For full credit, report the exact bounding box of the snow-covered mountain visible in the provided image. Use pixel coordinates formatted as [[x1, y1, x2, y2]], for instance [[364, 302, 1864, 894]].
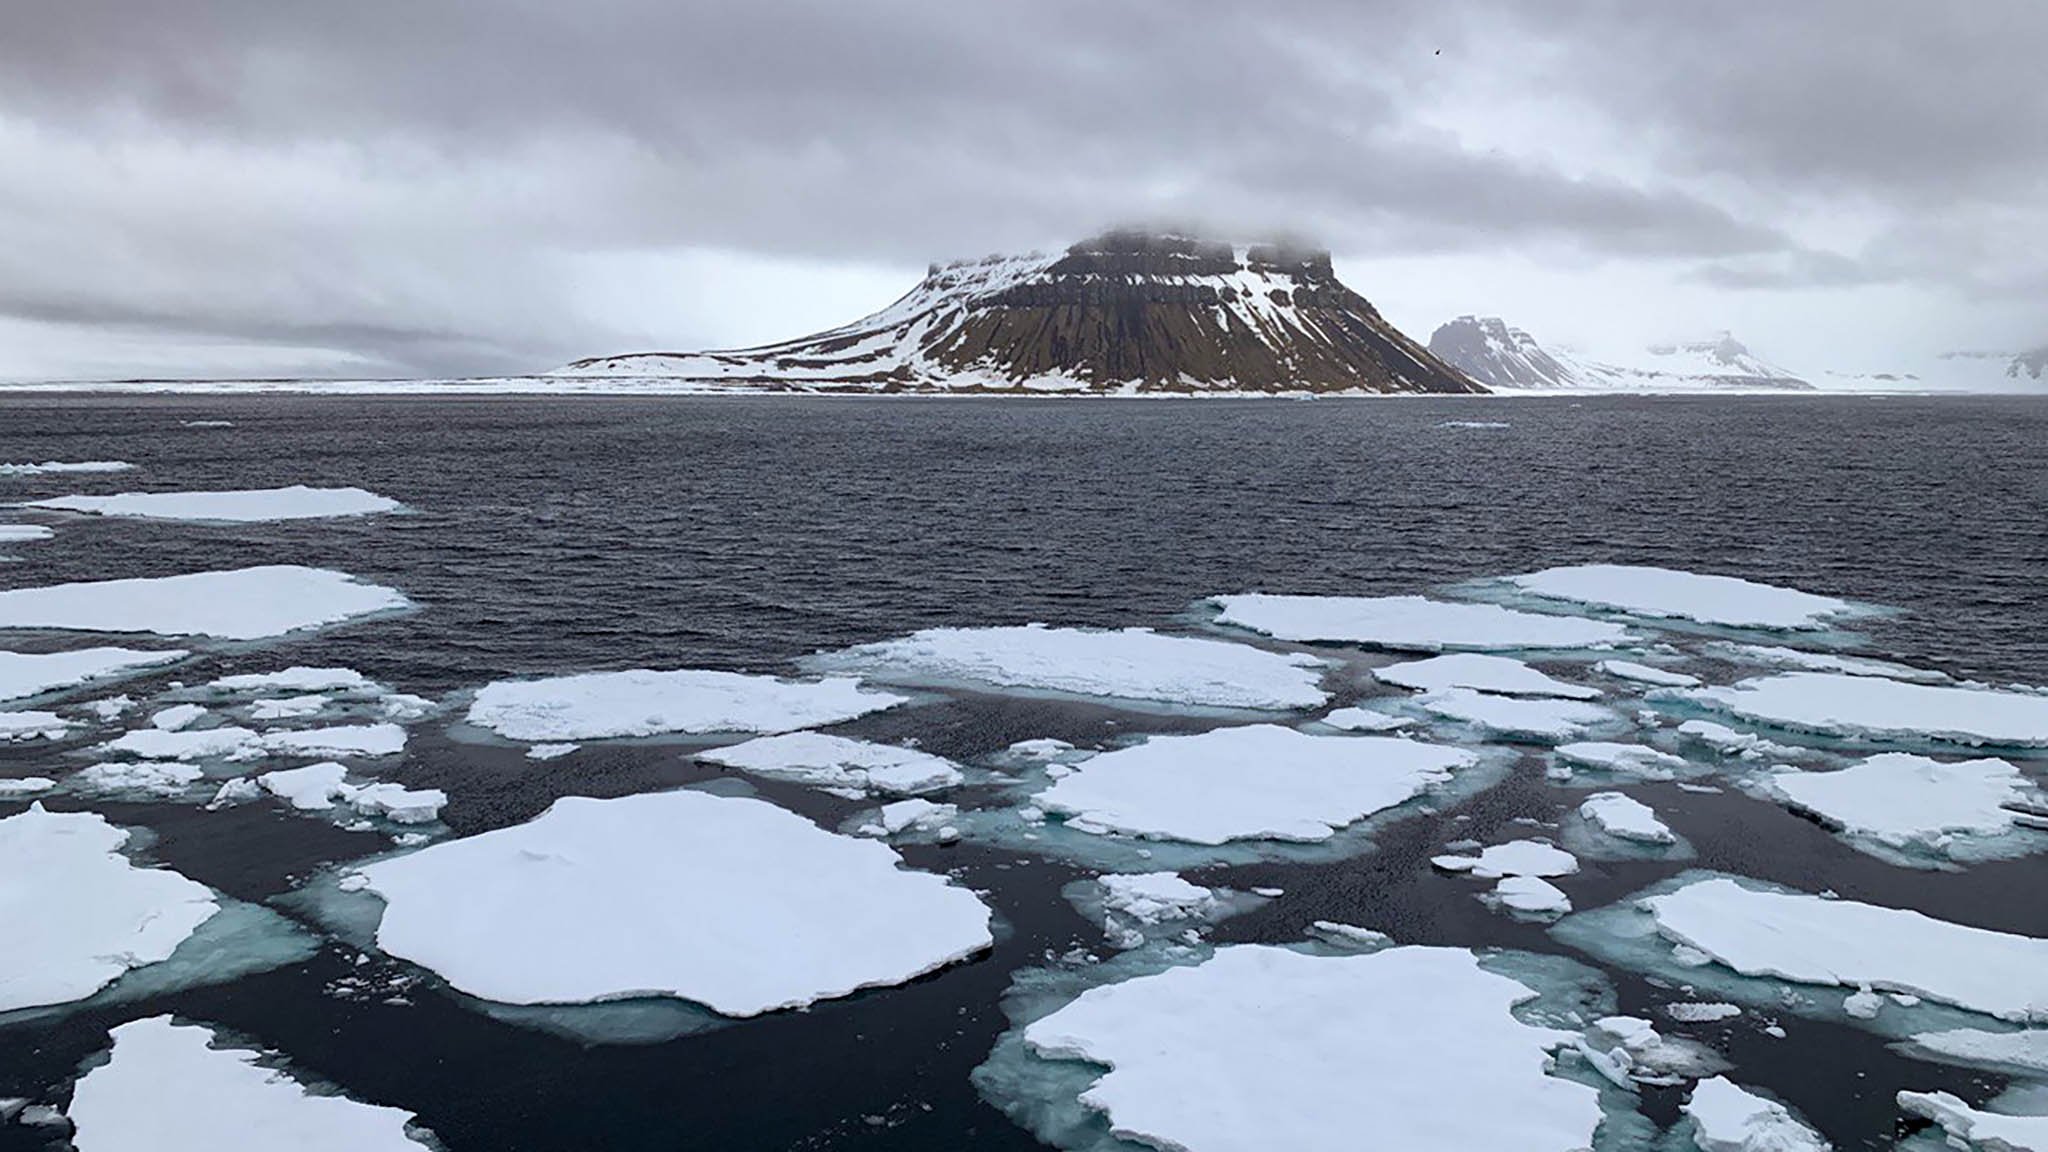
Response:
[[1427, 316, 1811, 392], [1814, 348, 2048, 392], [561, 231, 1482, 394]]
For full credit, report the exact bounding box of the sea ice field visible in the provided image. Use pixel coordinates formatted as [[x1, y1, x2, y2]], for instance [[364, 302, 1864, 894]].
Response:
[[1, 394, 2045, 1151]]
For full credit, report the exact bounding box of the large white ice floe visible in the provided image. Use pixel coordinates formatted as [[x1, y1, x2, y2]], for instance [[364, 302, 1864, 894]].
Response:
[[1897, 1090, 2048, 1152], [0, 461, 134, 476], [1899, 1028, 2048, 1078], [1208, 592, 1630, 651], [1508, 564, 1854, 631], [1620, 874, 2048, 1022], [1757, 754, 2041, 863], [1033, 724, 1473, 845], [697, 731, 963, 795], [0, 710, 71, 741], [0, 566, 411, 641], [352, 790, 993, 1016], [0, 647, 187, 703], [1682, 1075, 1829, 1152], [67, 1015, 435, 1151], [1579, 792, 1676, 844], [24, 485, 403, 523], [1417, 689, 1613, 741], [1683, 672, 2048, 747], [0, 805, 217, 1013], [1713, 642, 1948, 684], [1010, 944, 1609, 1152], [815, 624, 1329, 710], [1374, 653, 1601, 699], [466, 668, 907, 741]]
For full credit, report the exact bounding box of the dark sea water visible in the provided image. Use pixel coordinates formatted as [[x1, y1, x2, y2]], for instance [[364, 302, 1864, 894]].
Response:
[[1, 393, 2045, 1151]]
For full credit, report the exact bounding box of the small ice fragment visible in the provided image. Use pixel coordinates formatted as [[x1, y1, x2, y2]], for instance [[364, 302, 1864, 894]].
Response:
[[1417, 690, 1612, 741], [0, 776, 57, 797], [1096, 872, 1218, 924], [210, 667, 376, 694], [0, 710, 73, 741], [149, 703, 208, 732], [1510, 565, 1852, 631], [526, 742, 580, 761], [1492, 875, 1572, 916], [1666, 1002, 1743, 1022], [248, 694, 330, 721], [75, 761, 205, 796], [260, 723, 406, 758], [1006, 738, 1074, 758], [1376, 653, 1601, 700], [1433, 839, 1579, 879], [1896, 1090, 2048, 1152], [1843, 988, 1884, 1019], [205, 778, 261, 809], [1596, 659, 1701, 688], [1579, 792, 1676, 844], [878, 799, 957, 835], [1682, 1076, 1828, 1152], [1209, 593, 1630, 651], [1320, 705, 1413, 732], [1252, 887, 1285, 898], [700, 731, 963, 795], [258, 763, 351, 810], [1554, 742, 1691, 779]]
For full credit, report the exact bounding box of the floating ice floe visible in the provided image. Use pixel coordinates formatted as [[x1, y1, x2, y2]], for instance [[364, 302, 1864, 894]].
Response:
[[1682, 1076, 1828, 1152], [997, 944, 1612, 1152], [1574, 1015, 1724, 1089], [75, 761, 205, 796], [1756, 753, 2042, 864], [698, 731, 963, 796], [866, 798, 957, 836], [1096, 872, 1218, 924], [261, 723, 407, 758], [1208, 593, 1630, 651], [1563, 873, 2048, 1024], [1713, 642, 1948, 684], [81, 696, 132, 721], [1433, 839, 1580, 879], [1666, 1003, 1743, 1023], [1578, 792, 1676, 845], [1553, 741, 1695, 780], [0, 710, 71, 741], [1899, 1029, 2048, 1079], [97, 725, 262, 761], [1068, 872, 1261, 951], [1508, 564, 1854, 631], [149, 703, 207, 731], [209, 667, 377, 693], [0, 776, 55, 798], [248, 694, 329, 720], [525, 741, 578, 760], [349, 790, 993, 1016], [257, 763, 444, 824], [1374, 653, 1601, 700], [0, 647, 187, 703], [67, 1015, 435, 1151], [0, 524, 52, 543], [1317, 705, 1413, 731], [0, 566, 411, 641], [1897, 1090, 2048, 1152], [1492, 876, 1573, 917], [1684, 672, 2048, 748], [466, 668, 907, 741], [1595, 659, 1701, 688], [1674, 719, 1803, 761], [1417, 689, 1613, 741], [816, 623, 1329, 710], [0, 805, 216, 1012], [1034, 724, 1473, 845], [1006, 738, 1074, 759], [23, 485, 404, 522], [0, 461, 134, 476]]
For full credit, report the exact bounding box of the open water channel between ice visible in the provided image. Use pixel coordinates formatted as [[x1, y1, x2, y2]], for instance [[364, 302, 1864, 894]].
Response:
[[1, 393, 2046, 1150]]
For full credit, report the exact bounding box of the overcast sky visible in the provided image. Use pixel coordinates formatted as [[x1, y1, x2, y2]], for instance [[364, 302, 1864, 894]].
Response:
[[2, 1, 2043, 381]]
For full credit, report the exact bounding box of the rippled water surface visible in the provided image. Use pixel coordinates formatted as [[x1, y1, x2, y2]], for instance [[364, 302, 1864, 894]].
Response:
[[2, 394, 2045, 1151]]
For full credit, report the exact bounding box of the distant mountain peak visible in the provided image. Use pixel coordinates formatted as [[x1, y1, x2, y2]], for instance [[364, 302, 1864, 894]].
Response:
[[561, 230, 1482, 395], [1429, 317, 1809, 392]]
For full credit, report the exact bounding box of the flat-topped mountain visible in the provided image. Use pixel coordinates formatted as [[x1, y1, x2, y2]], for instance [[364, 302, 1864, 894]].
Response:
[[1428, 316, 1811, 392], [562, 231, 1482, 394]]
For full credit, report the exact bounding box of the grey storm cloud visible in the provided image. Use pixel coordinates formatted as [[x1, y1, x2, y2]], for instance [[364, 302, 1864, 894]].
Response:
[[0, 0, 2042, 377]]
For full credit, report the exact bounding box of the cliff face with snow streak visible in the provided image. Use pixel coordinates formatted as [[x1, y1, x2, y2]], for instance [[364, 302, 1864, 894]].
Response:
[[1428, 316, 1812, 392], [562, 231, 1482, 395]]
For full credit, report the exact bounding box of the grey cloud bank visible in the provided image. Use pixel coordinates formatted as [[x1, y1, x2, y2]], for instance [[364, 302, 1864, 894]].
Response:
[[0, 1, 2041, 382]]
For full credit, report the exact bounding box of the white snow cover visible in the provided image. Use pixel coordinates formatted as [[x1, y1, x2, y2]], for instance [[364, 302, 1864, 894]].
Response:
[[1376, 653, 1601, 699], [1033, 724, 1472, 845], [261, 723, 406, 758], [1898, 1091, 2048, 1152], [1555, 742, 1694, 778], [1762, 754, 2036, 851], [1097, 873, 1219, 924], [1644, 876, 2048, 1022], [1905, 1029, 2048, 1077], [356, 790, 993, 1015], [1494, 876, 1573, 916], [74, 761, 205, 795], [208, 667, 375, 693], [25, 486, 403, 523], [1209, 593, 1629, 651], [0, 524, 52, 543], [0, 805, 218, 1012], [1319, 705, 1413, 731], [1684, 1076, 1828, 1152], [0, 776, 55, 797], [149, 703, 207, 731], [1717, 643, 1947, 684], [0, 461, 134, 476], [1580, 793, 1676, 844], [1597, 659, 1702, 688], [1418, 690, 1613, 740], [67, 1016, 433, 1152], [0, 567, 410, 640], [821, 624, 1329, 710], [1510, 565, 1852, 630], [0, 647, 187, 703], [1687, 672, 2048, 747], [0, 710, 71, 741], [466, 668, 906, 741], [697, 731, 963, 795], [1433, 840, 1580, 879], [1019, 944, 1605, 1151]]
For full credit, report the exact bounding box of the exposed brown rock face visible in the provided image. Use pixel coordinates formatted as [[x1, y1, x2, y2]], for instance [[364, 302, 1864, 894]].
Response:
[[563, 230, 1484, 395]]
